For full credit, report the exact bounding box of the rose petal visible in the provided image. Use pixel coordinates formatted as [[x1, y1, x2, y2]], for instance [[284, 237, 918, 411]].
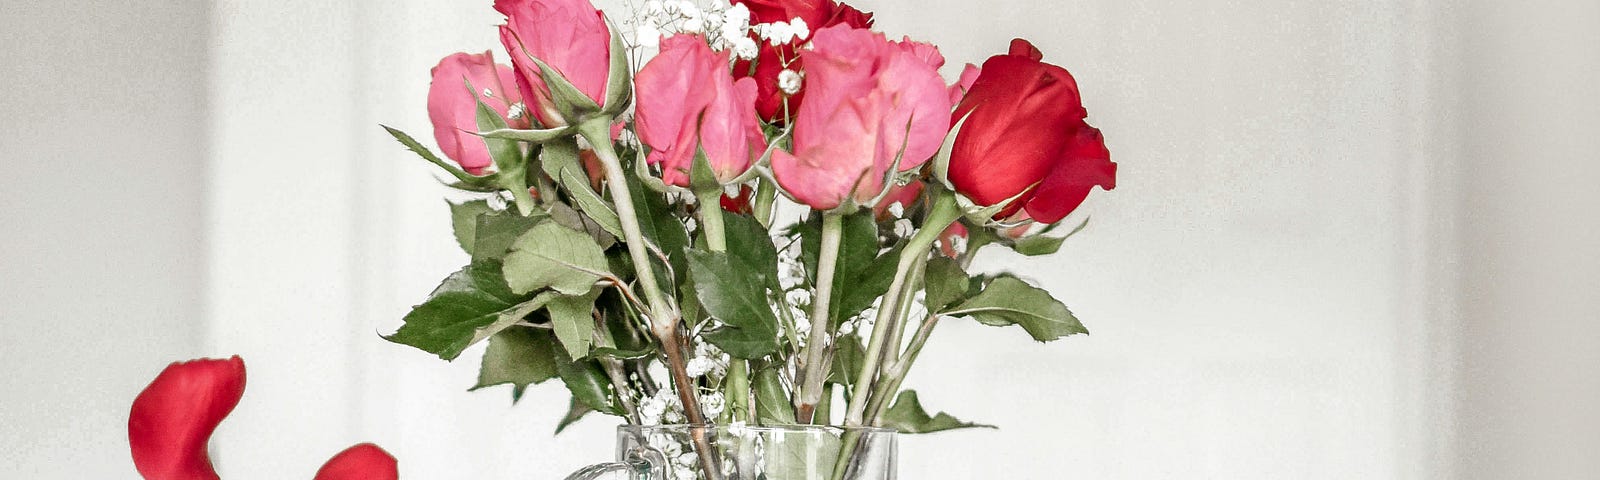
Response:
[[128, 356, 246, 480], [313, 443, 399, 480]]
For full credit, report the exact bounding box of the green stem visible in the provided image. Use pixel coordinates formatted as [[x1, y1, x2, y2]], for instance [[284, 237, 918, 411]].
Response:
[[876, 255, 926, 372], [866, 314, 941, 424], [843, 191, 961, 426], [795, 211, 844, 423], [695, 188, 728, 252], [497, 163, 538, 217], [579, 120, 723, 480], [754, 178, 777, 228]]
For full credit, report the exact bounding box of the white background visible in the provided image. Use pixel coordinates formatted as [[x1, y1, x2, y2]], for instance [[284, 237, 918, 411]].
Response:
[[3, 0, 1598, 478]]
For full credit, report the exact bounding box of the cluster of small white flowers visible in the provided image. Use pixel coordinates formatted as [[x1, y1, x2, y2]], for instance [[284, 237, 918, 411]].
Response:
[[639, 388, 685, 425], [630, 0, 759, 60], [752, 18, 810, 46], [505, 102, 527, 121], [685, 341, 730, 379], [838, 306, 876, 337]]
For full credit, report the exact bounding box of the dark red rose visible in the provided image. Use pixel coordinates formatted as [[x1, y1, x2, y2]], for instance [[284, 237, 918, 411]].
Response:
[[947, 39, 1116, 224], [730, 0, 874, 122]]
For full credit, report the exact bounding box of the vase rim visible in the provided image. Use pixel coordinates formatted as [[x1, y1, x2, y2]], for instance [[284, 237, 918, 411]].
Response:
[[618, 424, 897, 435]]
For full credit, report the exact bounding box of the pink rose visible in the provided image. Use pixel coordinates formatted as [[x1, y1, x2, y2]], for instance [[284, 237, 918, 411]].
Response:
[[496, 0, 612, 127], [947, 63, 981, 105], [771, 25, 952, 210], [634, 35, 764, 187], [427, 51, 524, 176]]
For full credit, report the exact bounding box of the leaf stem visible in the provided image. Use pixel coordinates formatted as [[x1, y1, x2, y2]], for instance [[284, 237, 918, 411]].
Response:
[[865, 314, 940, 424], [795, 211, 844, 423]]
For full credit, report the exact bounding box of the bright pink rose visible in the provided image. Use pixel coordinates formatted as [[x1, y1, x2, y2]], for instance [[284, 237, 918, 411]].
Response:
[[634, 35, 764, 187], [947, 39, 1116, 224], [772, 26, 952, 210], [128, 356, 398, 480], [730, 0, 874, 122], [947, 63, 981, 105], [128, 357, 245, 480], [496, 0, 612, 127], [427, 51, 524, 176], [314, 443, 399, 480]]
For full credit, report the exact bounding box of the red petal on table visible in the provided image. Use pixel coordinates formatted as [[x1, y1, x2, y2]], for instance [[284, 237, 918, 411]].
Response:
[[314, 443, 399, 480], [128, 356, 247, 480]]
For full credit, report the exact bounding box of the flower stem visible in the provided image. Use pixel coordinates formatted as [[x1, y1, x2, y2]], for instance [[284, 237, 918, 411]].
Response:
[[579, 119, 723, 480], [843, 191, 961, 426], [754, 178, 777, 228], [695, 188, 728, 252], [795, 211, 844, 423]]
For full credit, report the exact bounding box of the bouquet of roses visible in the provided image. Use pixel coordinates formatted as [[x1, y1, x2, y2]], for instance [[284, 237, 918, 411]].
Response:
[[382, 0, 1116, 477]]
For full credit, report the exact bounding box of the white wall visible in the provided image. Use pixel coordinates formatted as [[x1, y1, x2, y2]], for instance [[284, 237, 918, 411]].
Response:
[[0, 0, 210, 477]]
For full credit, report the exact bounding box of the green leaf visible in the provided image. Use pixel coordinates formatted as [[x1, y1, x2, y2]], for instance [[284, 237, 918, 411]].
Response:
[[753, 366, 796, 425], [449, 200, 493, 255], [833, 244, 903, 325], [503, 221, 612, 295], [947, 275, 1087, 341], [686, 250, 781, 358], [827, 334, 867, 387], [555, 396, 595, 434], [550, 290, 599, 360], [879, 390, 994, 434], [554, 348, 620, 415], [472, 327, 559, 394], [385, 262, 558, 360], [625, 168, 691, 285], [471, 209, 546, 263], [722, 213, 780, 289], [922, 256, 970, 313]]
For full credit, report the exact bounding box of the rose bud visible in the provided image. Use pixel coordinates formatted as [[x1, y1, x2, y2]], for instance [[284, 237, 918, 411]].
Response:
[[128, 356, 246, 480], [427, 51, 525, 176], [730, 0, 874, 122], [771, 26, 952, 211], [947, 39, 1116, 224], [314, 443, 399, 480], [634, 34, 765, 187], [496, 0, 612, 127]]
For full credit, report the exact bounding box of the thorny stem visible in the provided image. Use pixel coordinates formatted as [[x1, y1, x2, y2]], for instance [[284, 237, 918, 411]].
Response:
[[795, 212, 844, 423], [867, 314, 941, 424], [579, 119, 723, 480]]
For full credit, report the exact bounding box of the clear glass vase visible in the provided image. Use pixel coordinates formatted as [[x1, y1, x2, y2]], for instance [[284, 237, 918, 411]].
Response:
[[564, 425, 897, 480]]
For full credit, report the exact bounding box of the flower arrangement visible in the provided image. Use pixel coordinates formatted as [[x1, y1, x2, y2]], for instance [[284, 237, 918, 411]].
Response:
[[382, 0, 1117, 477]]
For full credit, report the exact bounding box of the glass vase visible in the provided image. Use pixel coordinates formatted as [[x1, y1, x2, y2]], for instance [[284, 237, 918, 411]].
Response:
[[564, 425, 896, 480]]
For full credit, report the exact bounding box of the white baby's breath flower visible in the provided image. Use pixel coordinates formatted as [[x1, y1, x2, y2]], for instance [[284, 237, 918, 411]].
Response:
[[732, 36, 759, 60], [661, 0, 681, 15], [686, 357, 716, 377], [637, 23, 663, 48], [887, 202, 905, 218], [724, 3, 751, 30], [681, 16, 705, 33], [676, 0, 700, 18], [894, 218, 914, 238], [506, 102, 526, 120], [778, 69, 803, 95], [789, 17, 809, 41], [700, 392, 726, 419]]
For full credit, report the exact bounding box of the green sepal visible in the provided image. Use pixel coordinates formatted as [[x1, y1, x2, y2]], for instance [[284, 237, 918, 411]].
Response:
[[381, 124, 490, 187], [879, 390, 994, 434], [1008, 217, 1089, 256], [476, 126, 574, 144], [600, 22, 633, 116], [529, 56, 601, 121], [930, 112, 973, 189]]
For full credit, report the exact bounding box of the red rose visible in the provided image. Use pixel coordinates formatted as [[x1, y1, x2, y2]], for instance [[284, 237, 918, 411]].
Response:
[[730, 0, 874, 122], [947, 39, 1116, 224]]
